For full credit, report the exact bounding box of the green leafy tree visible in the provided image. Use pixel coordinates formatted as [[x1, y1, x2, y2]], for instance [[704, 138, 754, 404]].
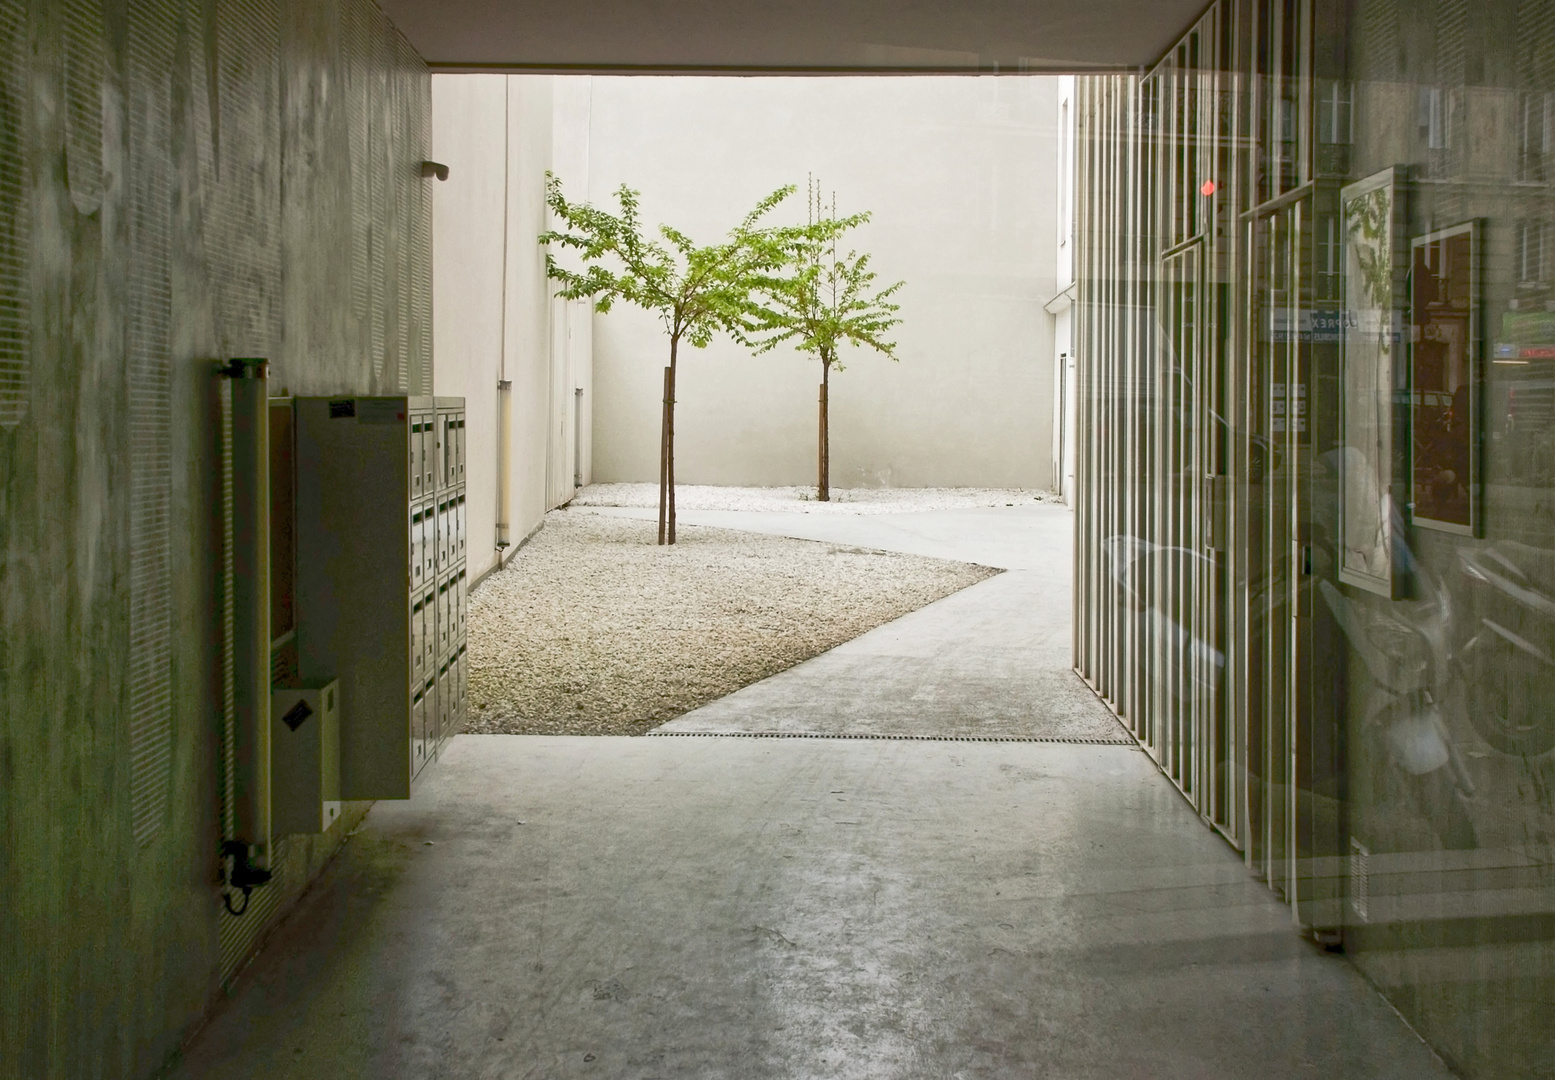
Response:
[[742, 181, 903, 501], [541, 174, 799, 544]]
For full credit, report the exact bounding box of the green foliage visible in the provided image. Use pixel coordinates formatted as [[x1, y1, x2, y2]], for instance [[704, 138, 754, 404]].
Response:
[[539, 173, 800, 352], [740, 179, 904, 372]]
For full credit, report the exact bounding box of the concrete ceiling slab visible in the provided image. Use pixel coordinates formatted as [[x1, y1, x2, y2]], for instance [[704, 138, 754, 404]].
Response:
[[381, 0, 1207, 73]]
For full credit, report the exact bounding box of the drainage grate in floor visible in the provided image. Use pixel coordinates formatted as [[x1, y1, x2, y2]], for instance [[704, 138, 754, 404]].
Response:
[[644, 731, 1138, 745]]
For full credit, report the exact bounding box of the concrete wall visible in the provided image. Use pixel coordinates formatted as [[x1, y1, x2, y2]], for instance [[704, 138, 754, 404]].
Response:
[[0, 1, 431, 1076], [433, 74, 592, 583], [583, 76, 1062, 490]]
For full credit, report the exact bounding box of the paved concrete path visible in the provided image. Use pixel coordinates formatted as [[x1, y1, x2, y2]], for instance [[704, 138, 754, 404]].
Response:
[[582, 504, 1125, 741], [173, 737, 1449, 1079], [170, 504, 1450, 1079]]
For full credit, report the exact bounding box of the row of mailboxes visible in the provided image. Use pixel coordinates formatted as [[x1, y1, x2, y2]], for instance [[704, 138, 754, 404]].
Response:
[[437, 494, 467, 570], [408, 412, 436, 499], [439, 644, 468, 742], [410, 644, 468, 773], [294, 395, 467, 801], [440, 412, 466, 488], [436, 568, 467, 662], [410, 568, 468, 684], [409, 495, 467, 588], [407, 406, 466, 501]]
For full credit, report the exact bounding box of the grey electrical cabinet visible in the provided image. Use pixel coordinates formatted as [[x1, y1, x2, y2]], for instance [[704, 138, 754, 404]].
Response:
[[271, 681, 342, 835], [293, 396, 468, 800]]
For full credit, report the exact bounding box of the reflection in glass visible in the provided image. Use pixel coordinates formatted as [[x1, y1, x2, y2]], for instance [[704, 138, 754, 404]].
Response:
[[1410, 221, 1479, 535]]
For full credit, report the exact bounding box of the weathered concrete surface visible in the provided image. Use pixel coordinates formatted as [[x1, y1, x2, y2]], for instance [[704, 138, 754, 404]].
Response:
[[169, 735, 1453, 1079], [656, 569, 1125, 740], [0, 3, 430, 1077]]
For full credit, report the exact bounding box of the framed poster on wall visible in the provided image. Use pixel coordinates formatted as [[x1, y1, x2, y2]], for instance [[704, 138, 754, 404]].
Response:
[[1409, 221, 1481, 536], [1339, 166, 1408, 599]]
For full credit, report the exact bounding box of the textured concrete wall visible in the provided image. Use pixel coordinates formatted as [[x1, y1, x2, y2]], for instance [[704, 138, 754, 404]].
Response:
[[585, 76, 1061, 490], [0, 1, 431, 1077]]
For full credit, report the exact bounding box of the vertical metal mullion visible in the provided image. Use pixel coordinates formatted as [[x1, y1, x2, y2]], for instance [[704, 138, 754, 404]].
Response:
[[1100, 78, 1113, 708], [1074, 79, 1087, 682], [1287, 198, 1304, 905], [1100, 80, 1113, 708], [1078, 84, 1089, 683], [1113, 77, 1127, 715], [1232, 0, 1251, 855], [1121, 73, 1133, 719], [1094, 77, 1107, 705], [1087, 79, 1102, 692], [1144, 76, 1156, 752], [1126, 76, 1140, 731], [1199, 23, 1216, 818], [1298, 0, 1313, 185]]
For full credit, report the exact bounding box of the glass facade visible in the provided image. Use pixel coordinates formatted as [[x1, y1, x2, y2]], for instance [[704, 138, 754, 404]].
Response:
[[1073, 2, 1555, 1075]]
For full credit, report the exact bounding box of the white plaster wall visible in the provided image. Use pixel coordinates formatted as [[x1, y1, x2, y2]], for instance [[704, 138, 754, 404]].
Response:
[[545, 79, 596, 506], [582, 76, 1062, 490], [1053, 76, 1078, 505], [432, 75, 507, 581], [503, 77, 557, 542], [433, 74, 594, 582]]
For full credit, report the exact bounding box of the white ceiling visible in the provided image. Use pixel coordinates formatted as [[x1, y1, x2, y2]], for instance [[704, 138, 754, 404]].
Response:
[[381, 0, 1208, 73]]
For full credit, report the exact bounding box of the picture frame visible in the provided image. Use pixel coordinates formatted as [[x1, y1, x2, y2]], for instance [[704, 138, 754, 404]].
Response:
[[1338, 166, 1409, 599], [1408, 220, 1481, 536]]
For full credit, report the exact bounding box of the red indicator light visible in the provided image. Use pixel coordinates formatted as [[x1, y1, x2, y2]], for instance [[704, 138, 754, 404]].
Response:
[[1201, 179, 1217, 197]]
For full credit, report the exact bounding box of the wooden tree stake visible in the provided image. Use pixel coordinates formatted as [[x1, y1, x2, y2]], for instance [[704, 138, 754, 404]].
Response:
[[658, 365, 671, 545]]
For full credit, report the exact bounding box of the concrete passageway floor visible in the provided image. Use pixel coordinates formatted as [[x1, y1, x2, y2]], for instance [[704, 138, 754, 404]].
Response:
[[171, 505, 1450, 1078], [172, 737, 1449, 1079]]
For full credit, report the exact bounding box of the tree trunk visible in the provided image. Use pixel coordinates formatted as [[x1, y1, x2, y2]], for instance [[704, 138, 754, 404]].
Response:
[[658, 364, 671, 545], [658, 337, 679, 545], [667, 352, 677, 544], [818, 359, 831, 502]]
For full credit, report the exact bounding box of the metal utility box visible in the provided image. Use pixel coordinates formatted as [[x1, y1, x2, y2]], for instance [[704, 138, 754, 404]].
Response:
[[271, 681, 341, 835], [293, 396, 469, 800]]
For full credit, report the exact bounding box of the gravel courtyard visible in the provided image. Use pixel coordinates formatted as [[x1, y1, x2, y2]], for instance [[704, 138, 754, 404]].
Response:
[[464, 508, 1000, 736], [573, 482, 1062, 515]]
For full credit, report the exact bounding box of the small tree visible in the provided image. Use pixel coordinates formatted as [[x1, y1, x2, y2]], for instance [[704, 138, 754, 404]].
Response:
[[541, 175, 798, 544], [742, 180, 903, 501]]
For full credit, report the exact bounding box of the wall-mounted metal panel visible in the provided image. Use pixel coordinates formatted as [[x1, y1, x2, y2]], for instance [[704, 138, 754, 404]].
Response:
[[294, 396, 465, 801]]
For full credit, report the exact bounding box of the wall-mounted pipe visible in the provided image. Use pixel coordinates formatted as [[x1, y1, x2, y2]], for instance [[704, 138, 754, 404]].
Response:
[[222, 359, 272, 879], [495, 379, 513, 549]]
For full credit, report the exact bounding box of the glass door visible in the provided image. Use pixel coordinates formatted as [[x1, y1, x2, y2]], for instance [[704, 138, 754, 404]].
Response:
[[1149, 244, 1228, 822], [1243, 199, 1311, 898]]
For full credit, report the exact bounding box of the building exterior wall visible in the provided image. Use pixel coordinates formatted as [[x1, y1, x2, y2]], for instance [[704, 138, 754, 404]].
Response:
[[1050, 75, 1079, 505], [433, 73, 592, 585], [433, 75, 508, 580], [583, 75, 1061, 491], [1073, 2, 1555, 1076], [0, 1, 433, 1076]]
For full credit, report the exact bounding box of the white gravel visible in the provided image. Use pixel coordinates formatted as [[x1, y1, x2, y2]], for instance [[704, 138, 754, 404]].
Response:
[[465, 510, 1000, 736], [571, 483, 1062, 515]]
